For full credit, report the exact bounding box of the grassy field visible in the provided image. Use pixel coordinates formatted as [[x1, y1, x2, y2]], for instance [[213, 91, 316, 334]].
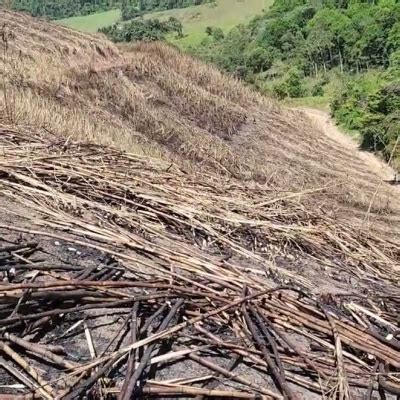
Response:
[[144, 0, 273, 47], [58, 0, 272, 45], [57, 9, 121, 32]]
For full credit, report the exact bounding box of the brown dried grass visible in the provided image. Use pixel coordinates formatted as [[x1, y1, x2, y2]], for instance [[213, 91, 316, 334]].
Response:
[[0, 9, 399, 242], [0, 128, 399, 288]]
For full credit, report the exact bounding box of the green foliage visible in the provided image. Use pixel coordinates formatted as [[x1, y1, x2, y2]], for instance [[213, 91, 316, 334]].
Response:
[[11, 0, 125, 20], [193, 0, 400, 83], [121, 2, 142, 20], [11, 0, 212, 21], [136, 0, 213, 12], [332, 69, 400, 166], [100, 16, 183, 41], [204, 26, 224, 40], [271, 68, 304, 98], [205, 26, 213, 36], [311, 80, 325, 96], [190, 0, 399, 167], [245, 47, 273, 73], [120, 0, 213, 21], [285, 68, 304, 97], [272, 81, 289, 99], [166, 16, 184, 37]]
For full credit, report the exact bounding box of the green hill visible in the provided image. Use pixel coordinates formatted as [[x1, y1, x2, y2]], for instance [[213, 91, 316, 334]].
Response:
[[141, 0, 273, 47], [56, 9, 121, 32], [58, 0, 272, 45]]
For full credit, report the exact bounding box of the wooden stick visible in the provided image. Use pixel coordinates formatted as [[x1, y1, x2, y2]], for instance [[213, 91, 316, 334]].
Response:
[[0, 342, 54, 399], [105, 384, 264, 398], [122, 299, 184, 399], [323, 308, 350, 400], [194, 355, 241, 400], [142, 385, 265, 398], [187, 351, 282, 399], [3, 332, 78, 370], [0, 357, 36, 391], [119, 301, 140, 399], [193, 326, 328, 394], [378, 363, 400, 396], [0, 294, 171, 326], [251, 307, 287, 383], [242, 305, 295, 400], [74, 287, 294, 374], [364, 361, 378, 400], [62, 354, 125, 400], [0, 243, 38, 253], [255, 306, 328, 380]]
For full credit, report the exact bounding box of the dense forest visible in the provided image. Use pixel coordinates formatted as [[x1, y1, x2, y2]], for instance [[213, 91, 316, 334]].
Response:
[[10, 0, 121, 19], [10, 0, 212, 19], [192, 0, 400, 169], [194, 0, 399, 91]]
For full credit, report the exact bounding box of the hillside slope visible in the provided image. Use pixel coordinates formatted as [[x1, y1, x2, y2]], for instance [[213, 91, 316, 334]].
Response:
[[1, 126, 399, 399], [57, 8, 121, 32], [0, 10, 399, 399], [1, 9, 400, 240], [141, 0, 273, 47]]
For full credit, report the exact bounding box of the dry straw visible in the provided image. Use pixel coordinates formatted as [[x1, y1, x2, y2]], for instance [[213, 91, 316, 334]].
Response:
[[0, 128, 399, 399], [0, 9, 399, 399]]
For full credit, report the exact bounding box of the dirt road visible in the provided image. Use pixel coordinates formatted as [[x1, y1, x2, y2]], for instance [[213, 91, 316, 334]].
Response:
[[300, 107, 397, 182]]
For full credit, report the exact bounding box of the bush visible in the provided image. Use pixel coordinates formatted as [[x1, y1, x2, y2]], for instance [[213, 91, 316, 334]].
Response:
[[245, 47, 273, 73], [272, 81, 288, 99], [100, 17, 183, 42], [285, 69, 304, 98], [332, 71, 400, 166], [205, 26, 224, 41], [311, 81, 324, 96], [212, 27, 224, 41], [121, 5, 141, 21]]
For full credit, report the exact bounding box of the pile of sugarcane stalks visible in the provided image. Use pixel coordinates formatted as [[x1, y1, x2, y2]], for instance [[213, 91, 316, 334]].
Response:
[[0, 128, 399, 399], [0, 128, 398, 289], [0, 238, 399, 399]]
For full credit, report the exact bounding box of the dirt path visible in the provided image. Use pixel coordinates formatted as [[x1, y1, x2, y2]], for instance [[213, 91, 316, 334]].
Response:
[[299, 107, 397, 182]]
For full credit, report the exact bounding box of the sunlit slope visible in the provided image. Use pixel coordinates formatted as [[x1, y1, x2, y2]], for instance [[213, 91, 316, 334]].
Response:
[[1, 9, 399, 241], [58, 0, 272, 46], [57, 9, 121, 32]]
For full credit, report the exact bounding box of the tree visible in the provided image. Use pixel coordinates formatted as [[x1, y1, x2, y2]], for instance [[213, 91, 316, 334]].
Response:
[[285, 68, 304, 97], [387, 22, 400, 55], [245, 47, 273, 73], [100, 16, 184, 42], [306, 9, 351, 72]]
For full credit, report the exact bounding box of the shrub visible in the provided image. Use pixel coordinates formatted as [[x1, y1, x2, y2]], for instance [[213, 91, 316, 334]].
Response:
[[285, 68, 304, 98], [272, 81, 288, 99], [245, 47, 273, 73]]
